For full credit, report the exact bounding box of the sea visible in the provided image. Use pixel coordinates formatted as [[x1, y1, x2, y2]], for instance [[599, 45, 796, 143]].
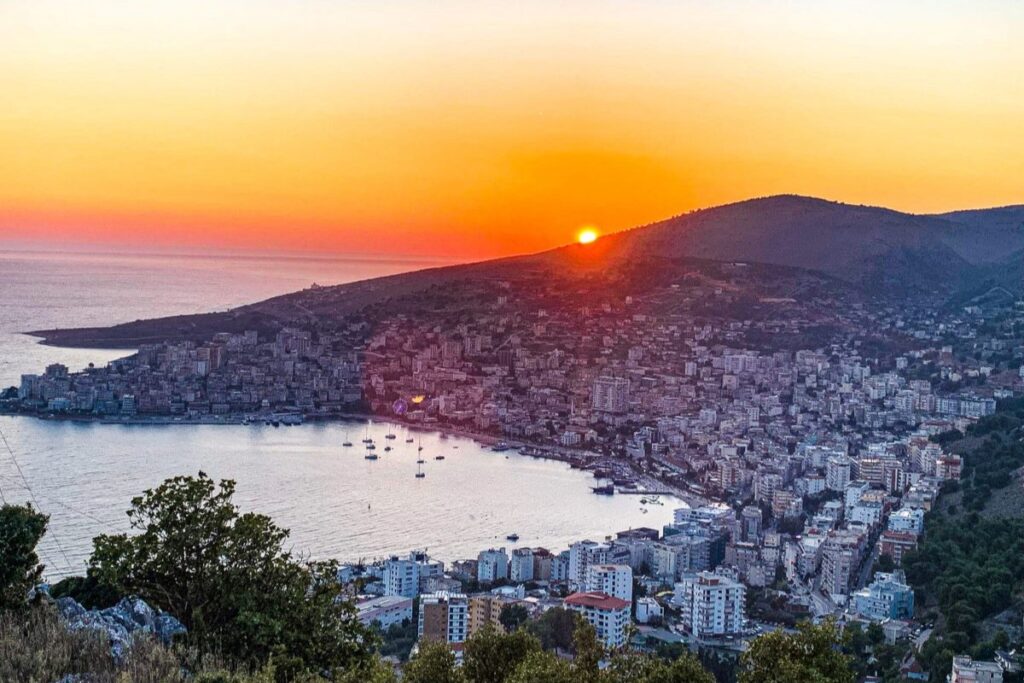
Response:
[[0, 249, 682, 578]]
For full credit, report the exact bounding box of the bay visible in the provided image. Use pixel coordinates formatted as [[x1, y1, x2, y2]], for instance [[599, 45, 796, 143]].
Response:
[[0, 250, 680, 578]]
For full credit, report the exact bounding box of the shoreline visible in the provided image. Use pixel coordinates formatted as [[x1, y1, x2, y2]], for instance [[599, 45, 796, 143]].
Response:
[[0, 409, 707, 505]]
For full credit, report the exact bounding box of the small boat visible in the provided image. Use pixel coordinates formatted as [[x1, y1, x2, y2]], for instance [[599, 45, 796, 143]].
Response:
[[492, 442, 510, 452], [365, 453, 378, 460], [385, 432, 396, 440], [342, 441, 353, 447], [418, 437, 424, 452], [591, 484, 614, 495], [640, 498, 648, 504], [415, 462, 425, 478], [434, 454, 445, 461], [506, 533, 519, 542], [417, 458, 425, 464], [406, 437, 415, 443], [366, 443, 376, 450], [384, 446, 392, 452]]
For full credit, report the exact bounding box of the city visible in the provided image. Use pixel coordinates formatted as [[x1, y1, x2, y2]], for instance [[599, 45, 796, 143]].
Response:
[[4, 250, 1024, 681]]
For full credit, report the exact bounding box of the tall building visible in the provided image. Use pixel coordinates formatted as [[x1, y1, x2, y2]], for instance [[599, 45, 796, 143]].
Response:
[[674, 571, 746, 639], [821, 530, 864, 601], [510, 548, 535, 583], [477, 548, 509, 583], [585, 564, 633, 603], [591, 376, 630, 414], [384, 551, 444, 598], [741, 506, 762, 543], [826, 456, 852, 492], [418, 592, 469, 645], [564, 592, 631, 648], [467, 594, 511, 636], [568, 541, 611, 590]]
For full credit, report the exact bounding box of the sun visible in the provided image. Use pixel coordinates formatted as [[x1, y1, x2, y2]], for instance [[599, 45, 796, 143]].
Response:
[[577, 227, 599, 244]]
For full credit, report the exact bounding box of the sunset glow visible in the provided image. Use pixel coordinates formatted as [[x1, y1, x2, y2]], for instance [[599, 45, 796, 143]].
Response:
[[578, 228, 599, 245], [1, 1, 1022, 259]]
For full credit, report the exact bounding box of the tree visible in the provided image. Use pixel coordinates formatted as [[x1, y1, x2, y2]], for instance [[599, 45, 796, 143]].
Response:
[[738, 620, 855, 683], [606, 652, 715, 683], [504, 651, 573, 683], [401, 641, 465, 683], [335, 657, 398, 683], [463, 625, 541, 683], [88, 473, 375, 678], [874, 553, 895, 574], [526, 607, 578, 651], [569, 616, 604, 680], [499, 603, 530, 632], [0, 503, 48, 610]]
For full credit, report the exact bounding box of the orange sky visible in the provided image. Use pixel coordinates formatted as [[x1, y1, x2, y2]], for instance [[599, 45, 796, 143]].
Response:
[[1, 1, 1022, 259]]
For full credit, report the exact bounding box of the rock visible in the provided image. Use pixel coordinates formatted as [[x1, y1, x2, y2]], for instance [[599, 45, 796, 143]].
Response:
[[56, 596, 86, 620], [54, 594, 187, 661], [154, 613, 187, 643]]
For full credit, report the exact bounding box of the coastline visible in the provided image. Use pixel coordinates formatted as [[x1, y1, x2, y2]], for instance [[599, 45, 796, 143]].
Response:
[[0, 408, 706, 505]]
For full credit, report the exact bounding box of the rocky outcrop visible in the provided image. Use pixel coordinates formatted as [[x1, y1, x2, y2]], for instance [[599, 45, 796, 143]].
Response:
[[55, 596, 186, 661]]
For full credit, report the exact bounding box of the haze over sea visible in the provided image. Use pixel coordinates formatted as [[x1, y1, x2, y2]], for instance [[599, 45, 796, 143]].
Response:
[[0, 249, 681, 578]]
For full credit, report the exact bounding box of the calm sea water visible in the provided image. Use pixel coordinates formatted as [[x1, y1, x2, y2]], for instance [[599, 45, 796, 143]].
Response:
[[0, 250, 680, 578]]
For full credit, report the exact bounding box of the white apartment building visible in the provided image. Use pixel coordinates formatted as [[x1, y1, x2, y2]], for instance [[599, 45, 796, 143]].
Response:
[[564, 591, 631, 648], [568, 541, 611, 590], [888, 507, 925, 535], [585, 564, 633, 603], [383, 551, 444, 598], [826, 456, 852, 492], [509, 548, 535, 583], [674, 571, 746, 639], [477, 548, 509, 583]]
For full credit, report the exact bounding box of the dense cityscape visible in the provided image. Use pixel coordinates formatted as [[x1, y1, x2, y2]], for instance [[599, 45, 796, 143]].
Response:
[[5, 254, 1024, 682]]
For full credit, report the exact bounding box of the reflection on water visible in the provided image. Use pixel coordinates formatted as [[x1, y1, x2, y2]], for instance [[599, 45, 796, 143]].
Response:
[[0, 416, 681, 578]]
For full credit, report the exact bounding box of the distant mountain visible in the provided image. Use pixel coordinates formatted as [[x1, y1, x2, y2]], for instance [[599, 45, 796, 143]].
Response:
[[581, 195, 1016, 294], [933, 205, 1024, 264], [32, 194, 1023, 348]]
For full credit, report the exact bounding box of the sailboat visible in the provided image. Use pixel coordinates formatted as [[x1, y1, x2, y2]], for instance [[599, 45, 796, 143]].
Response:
[[362, 424, 373, 444], [342, 430, 353, 448], [417, 437, 424, 452], [417, 456, 425, 464], [365, 451, 378, 460], [385, 426, 396, 440], [415, 462, 426, 478]]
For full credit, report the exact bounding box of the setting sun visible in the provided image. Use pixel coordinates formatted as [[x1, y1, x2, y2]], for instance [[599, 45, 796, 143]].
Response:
[[578, 228, 599, 245]]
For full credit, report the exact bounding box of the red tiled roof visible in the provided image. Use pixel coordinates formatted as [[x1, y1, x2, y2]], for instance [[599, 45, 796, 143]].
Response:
[[564, 591, 629, 610]]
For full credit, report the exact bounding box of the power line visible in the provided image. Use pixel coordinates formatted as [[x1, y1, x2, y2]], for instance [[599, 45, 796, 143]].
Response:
[[0, 422, 75, 572]]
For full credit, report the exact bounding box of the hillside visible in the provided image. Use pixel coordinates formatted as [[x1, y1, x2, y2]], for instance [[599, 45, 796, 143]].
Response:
[[596, 195, 993, 292], [30, 194, 1023, 348], [934, 205, 1024, 263]]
